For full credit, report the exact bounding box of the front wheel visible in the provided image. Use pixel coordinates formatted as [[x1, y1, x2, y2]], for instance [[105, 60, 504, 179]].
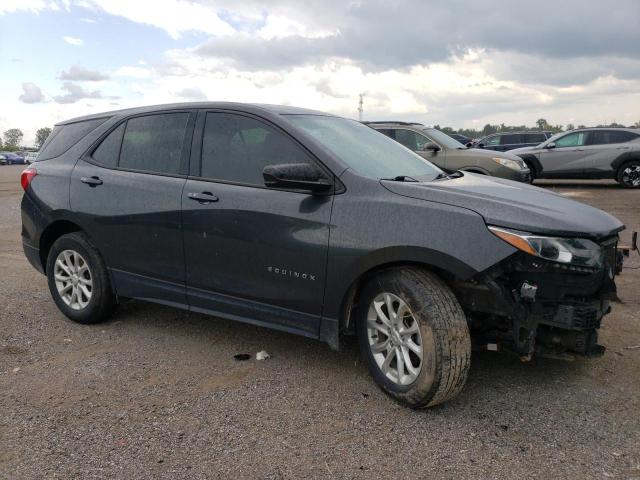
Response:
[[356, 268, 471, 408], [616, 160, 640, 188]]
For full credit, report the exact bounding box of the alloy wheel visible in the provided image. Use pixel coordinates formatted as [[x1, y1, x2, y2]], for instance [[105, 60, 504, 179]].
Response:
[[366, 292, 423, 386], [621, 165, 640, 187], [54, 249, 93, 310]]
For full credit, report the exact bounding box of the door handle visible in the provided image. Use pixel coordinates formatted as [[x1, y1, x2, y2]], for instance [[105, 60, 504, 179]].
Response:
[[617, 147, 630, 150], [573, 149, 584, 152], [188, 191, 218, 204], [80, 176, 103, 186]]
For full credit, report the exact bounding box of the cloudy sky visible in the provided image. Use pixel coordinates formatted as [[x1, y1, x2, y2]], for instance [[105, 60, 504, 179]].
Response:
[[1, 0, 639, 145]]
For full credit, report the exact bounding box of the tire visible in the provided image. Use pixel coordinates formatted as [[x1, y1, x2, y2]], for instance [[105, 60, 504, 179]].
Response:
[[524, 162, 536, 183], [616, 160, 640, 188], [356, 267, 471, 408], [46, 232, 116, 324]]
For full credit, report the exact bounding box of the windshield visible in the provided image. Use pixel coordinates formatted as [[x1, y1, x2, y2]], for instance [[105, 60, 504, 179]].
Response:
[[285, 115, 442, 180], [423, 128, 467, 149]]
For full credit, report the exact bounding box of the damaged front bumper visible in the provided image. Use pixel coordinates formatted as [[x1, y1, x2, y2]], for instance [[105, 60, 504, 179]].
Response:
[[454, 236, 622, 360]]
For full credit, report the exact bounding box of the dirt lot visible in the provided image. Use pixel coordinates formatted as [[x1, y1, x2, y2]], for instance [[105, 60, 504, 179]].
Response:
[[1, 165, 638, 479]]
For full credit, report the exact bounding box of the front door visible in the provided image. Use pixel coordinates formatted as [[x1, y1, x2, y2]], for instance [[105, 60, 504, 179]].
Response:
[[182, 111, 333, 337], [70, 111, 194, 305], [539, 131, 590, 176]]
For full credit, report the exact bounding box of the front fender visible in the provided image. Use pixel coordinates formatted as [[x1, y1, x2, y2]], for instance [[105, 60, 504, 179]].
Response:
[[321, 174, 517, 321]]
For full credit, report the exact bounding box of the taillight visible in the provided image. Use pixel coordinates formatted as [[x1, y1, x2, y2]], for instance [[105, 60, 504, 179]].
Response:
[[21, 168, 37, 191]]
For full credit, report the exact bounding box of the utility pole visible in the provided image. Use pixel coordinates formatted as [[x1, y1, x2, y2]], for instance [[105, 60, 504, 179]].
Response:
[[358, 93, 364, 121]]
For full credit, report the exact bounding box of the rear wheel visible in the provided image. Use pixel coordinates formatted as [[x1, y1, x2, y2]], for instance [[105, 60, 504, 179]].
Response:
[[356, 268, 471, 408], [616, 160, 640, 188], [46, 232, 116, 324]]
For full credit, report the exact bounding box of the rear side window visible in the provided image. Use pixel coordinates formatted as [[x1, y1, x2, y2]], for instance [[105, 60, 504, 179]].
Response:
[[38, 118, 108, 161], [500, 134, 523, 145], [484, 135, 500, 146], [200, 112, 313, 186], [91, 123, 125, 168], [526, 133, 547, 143], [375, 129, 395, 139], [591, 130, 639, 145], [119, 113, 189, 175]]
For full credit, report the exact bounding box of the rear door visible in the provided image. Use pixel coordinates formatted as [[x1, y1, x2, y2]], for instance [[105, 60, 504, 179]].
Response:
[[182, 110, 333, 337], [538, 131, 590, 176], [70, 111, 195, 305], [586, 130, 639, 176]]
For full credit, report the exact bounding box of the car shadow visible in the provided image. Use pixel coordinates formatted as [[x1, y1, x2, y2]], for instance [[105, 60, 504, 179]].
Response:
[[534, 180, 620, 189], [109, 300, 591, 408]]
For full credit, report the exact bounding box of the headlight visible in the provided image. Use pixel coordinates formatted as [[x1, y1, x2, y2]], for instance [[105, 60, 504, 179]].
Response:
[[488, 226, 603, 268], [491, 157, 524, 171]]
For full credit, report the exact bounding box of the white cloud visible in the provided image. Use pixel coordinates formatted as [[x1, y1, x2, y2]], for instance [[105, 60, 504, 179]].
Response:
[[79, 0, 236, 39], [59, 65, 108, 81], [19, 82, 46, 103], [63, 36, 83, 46], [0, 0, 49, 15], [113, 66, 153, 79]]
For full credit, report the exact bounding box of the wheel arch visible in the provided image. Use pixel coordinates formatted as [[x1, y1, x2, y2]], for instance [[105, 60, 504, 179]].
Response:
[[329, 246, 477, 345], [611, 151, 640, 171], [516, 153, 542, 176], [39, 219, 84, 273]]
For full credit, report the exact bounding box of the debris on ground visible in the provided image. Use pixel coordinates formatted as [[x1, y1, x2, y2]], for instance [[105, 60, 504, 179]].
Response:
[[233, 353, 251, 361], [256, 350, 270, 361]]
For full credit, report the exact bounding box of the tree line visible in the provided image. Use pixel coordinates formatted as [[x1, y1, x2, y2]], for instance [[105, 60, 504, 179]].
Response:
[[1, 127, 52, 151], [434, 118, 640, 139], [2, 118, 639, 151]]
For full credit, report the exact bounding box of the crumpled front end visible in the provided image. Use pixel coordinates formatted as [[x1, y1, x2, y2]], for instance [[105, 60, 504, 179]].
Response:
[[452, 236, 620, 360]]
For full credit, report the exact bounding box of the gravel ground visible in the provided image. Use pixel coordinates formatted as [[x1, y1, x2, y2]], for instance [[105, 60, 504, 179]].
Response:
[[1, 165, 639, 479]]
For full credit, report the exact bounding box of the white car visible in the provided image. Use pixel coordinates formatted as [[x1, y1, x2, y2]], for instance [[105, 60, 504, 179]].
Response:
[[24, 151, 39, 164]]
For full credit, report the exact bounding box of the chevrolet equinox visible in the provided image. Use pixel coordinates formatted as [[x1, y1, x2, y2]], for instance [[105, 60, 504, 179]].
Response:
[[21, 103, 625, 408]]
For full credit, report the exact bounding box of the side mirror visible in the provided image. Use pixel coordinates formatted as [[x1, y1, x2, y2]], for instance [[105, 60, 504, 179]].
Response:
[[546, 142, 556, 149], [476, 143, 485, 148], [263, 163, 333, 193], [465, 142, 473, 148], [423, 142, 441, 152]]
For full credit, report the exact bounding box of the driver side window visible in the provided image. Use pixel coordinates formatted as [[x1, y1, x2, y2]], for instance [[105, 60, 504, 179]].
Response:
[[485, 135, 500, 146], [394, 129, 430, 151], [200, 113, 313, 186], [554, 131, 588, 148]]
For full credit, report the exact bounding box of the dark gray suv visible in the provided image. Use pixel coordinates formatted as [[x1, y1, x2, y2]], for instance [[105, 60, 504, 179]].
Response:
[[21, 103, 625, 407]]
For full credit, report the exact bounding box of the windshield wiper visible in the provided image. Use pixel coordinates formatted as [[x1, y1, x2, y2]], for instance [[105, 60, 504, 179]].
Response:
[[434, 171, 464, 181], [382, 175, 419, 182]]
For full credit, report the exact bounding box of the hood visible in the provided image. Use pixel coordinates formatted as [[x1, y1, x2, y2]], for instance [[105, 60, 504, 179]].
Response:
[[382, 172, 624, 240], [461, 148, 523, 161], [509, 146, 538, 155]]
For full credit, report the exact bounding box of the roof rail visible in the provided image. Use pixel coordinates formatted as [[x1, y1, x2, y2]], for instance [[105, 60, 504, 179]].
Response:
[[362, 121, 425, 126]]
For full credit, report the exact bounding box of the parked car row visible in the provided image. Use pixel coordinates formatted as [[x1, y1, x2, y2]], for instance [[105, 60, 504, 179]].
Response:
[[0, 152, 26, 165], [364, 121, 531, 183], [20, 102, 631, 409], [472, 131, 554, 151], [377, 124, 640, 188], [511, 128, 640, 187]]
